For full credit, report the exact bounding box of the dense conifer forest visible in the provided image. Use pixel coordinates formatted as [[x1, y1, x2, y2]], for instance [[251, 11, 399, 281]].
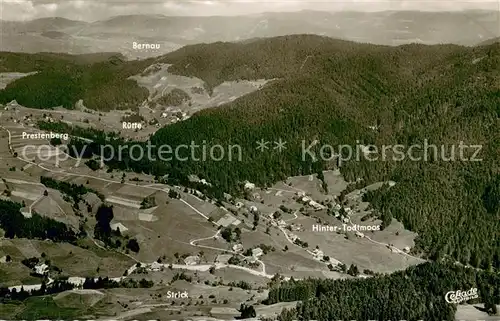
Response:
[[142, 38, 500, 270], [0, 52, 153, 111]]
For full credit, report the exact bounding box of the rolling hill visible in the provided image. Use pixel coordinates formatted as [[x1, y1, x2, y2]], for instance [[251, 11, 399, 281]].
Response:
[[1, 10, 498, 59], [0, 52, 152, 111]]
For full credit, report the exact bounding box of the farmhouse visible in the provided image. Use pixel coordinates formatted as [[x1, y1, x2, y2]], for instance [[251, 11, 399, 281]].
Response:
[[252, 248, 264, 257], [34, 263, 49, 275], [328, 257, 342, 266], [216, 212, 241, 227], [149, 261, 162, 272], [301, 196, 311, 203], [232, 244, 243, 252], [309, 200, 326, 210], [312, 248, 324, 260]]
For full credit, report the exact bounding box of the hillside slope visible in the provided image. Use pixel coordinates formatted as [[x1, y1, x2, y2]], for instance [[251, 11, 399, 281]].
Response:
[[2, 35, 499, 271], [134, 36, 499, 269], [0, 52, 152, 110], [1, 10, 498, 58]]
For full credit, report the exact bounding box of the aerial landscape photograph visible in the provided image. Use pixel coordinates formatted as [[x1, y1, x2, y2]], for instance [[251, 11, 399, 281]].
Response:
[[0, 0, 499, 320]]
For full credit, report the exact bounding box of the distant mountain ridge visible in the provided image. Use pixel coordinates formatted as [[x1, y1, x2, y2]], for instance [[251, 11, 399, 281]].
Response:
[[1, 17, 88, 33], [1, 10, 498, 58], [478, 36, 500, 46]]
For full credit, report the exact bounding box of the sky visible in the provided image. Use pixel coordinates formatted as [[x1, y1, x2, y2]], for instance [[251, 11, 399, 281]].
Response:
[[1, 0, 499, 21]]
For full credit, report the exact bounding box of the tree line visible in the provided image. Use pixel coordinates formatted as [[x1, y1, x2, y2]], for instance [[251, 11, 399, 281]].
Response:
[[0, 199, 78, 243]]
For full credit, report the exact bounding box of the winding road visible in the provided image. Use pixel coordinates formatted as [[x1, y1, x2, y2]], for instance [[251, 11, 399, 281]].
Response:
[[0, 123, 424, 293]]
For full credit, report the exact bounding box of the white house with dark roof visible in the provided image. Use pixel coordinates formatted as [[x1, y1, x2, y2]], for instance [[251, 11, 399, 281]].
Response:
[[252, 248, 263, 257]]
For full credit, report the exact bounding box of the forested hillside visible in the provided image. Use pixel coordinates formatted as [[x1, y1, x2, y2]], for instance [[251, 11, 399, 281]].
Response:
[[150, 37, 500, 270], [0, 52, 152, 110], [0, 200, 77, 243], [265, 262, 500, 321]]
